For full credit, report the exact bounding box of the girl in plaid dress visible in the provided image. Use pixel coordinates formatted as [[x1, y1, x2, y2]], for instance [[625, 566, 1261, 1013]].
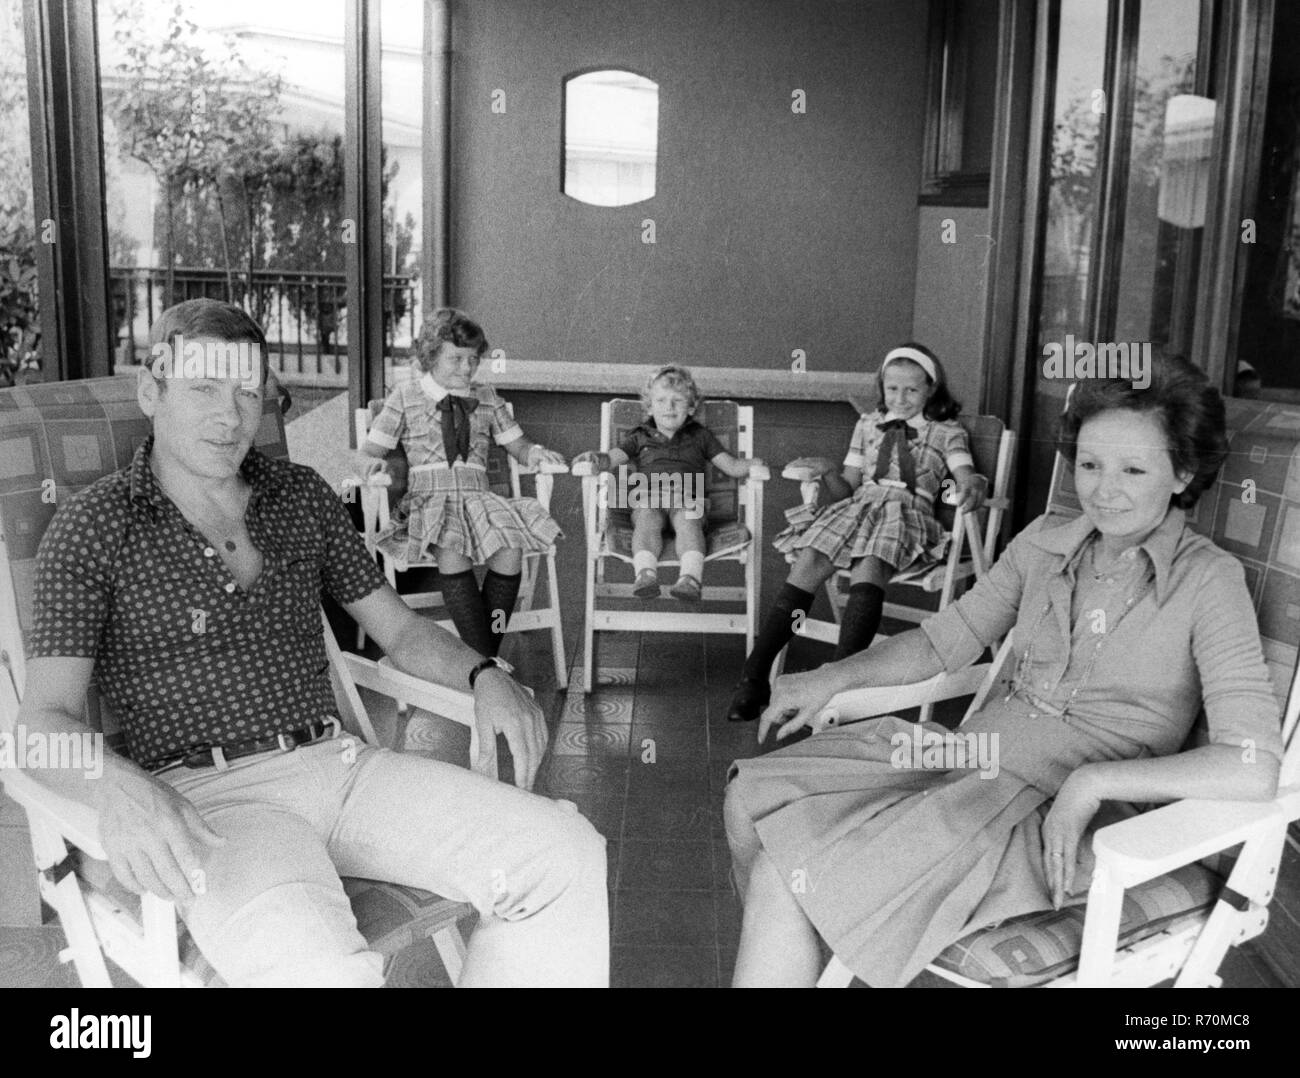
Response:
[[359, 309, 566, 658], [727, 343, 988, 722]]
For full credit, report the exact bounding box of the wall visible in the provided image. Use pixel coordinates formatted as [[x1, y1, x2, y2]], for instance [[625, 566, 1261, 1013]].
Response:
[[450, 0, 930, 378], [911, 205, 991, 414]]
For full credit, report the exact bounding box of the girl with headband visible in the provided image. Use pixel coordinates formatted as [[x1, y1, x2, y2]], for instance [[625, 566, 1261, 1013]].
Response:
[[726, 342, 987, 722]]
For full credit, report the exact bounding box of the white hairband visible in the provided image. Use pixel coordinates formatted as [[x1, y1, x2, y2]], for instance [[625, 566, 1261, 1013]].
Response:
[[882, 346, 938, 384]]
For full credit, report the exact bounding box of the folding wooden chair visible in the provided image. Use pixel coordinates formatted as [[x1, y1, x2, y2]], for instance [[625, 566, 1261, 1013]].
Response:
[[572, 398, 770, 693], [775, 414, 1014, 717], [810, 398, 1300, 987], [350, 401, 568, 688], [0, 376, 492, 986]]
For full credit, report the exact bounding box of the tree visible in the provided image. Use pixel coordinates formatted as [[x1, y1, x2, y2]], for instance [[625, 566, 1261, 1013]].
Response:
[[105, 0, 282, 305]]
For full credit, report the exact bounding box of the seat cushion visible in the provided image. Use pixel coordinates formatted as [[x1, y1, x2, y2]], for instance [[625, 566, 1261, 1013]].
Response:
[[929, 862, 1221, 987], [71, 851, 470, 986], [603, 520, 751, 560]]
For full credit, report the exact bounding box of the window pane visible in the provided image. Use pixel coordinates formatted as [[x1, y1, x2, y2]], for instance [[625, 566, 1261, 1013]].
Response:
[[563, 70, 658, 207], [381, 0, 423, 393], [99, 0, 347, 424], [0, 0, 40, 385], [1112, 0, 1205, 352]]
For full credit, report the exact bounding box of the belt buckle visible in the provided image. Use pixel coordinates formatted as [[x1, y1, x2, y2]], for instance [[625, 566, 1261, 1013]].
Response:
[[276, 731, 298, 753]]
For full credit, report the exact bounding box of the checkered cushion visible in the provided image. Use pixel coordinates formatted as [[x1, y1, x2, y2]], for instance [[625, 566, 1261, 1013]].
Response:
[[604, 519, 752, 561], [70, 852, 468, 987], [932, 862, 1220, 987]]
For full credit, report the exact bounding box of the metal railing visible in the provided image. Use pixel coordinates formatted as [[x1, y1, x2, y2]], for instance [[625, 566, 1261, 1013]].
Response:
[[109, 265, 419, 381]]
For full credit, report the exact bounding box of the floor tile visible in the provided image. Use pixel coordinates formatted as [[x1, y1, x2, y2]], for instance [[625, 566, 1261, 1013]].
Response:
[[561, 692, 634, 725], [612, 945, 719, 988], [631, 692, 707, 727], [613, 890, 717, 947], [627, 758, 710, 798], [623, 794, 712, 841], [537, 756, 629, 798], [630, 719, 708, 762], [550, 722, 633, 758], [618, 840, 713, 891]]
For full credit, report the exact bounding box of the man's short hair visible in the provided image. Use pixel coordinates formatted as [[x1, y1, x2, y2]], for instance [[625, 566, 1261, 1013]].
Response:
[[148, 299, 270, 386]]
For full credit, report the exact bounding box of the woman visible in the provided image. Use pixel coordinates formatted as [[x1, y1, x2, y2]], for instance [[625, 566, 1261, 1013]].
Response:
[[724, 356, 1282, 987]]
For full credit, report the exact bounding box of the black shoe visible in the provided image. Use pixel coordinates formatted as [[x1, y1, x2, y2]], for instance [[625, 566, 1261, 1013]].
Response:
[[726, 678, 770, 723]]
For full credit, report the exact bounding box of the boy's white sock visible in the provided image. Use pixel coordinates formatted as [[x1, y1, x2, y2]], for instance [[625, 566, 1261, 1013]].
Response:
[[680, 550, 704, 581], [633, 551, 658, 576]]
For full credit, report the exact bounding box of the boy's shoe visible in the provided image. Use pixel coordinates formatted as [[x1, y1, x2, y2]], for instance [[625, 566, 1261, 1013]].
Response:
[[633, 569, 660, 598], [669, 574, 702, 602]]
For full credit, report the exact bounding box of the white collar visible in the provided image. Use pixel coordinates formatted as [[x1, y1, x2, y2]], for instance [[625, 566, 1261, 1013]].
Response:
[[419, 374, 475, 402], [876, 411, 927, 430]]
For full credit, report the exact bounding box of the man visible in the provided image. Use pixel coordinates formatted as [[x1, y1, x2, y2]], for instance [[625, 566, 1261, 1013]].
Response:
[[17, 300, 607, 987]]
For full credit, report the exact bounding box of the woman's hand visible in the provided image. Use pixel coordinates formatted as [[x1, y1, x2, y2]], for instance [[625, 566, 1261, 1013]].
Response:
[[758, 669, 840, 744], [1040, 769, 1102, 909]]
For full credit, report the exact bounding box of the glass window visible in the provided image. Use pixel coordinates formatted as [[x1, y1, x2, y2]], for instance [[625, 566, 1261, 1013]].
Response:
[[563, 70, 658, 207], [99, 0, 348, 418], [0, 0, 40, 385]]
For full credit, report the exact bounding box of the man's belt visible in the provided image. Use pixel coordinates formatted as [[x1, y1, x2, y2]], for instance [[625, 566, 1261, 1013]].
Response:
[[144, 717, 342, 774]]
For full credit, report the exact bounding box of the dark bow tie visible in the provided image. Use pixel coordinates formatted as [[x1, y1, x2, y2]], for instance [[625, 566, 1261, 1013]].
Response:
[[873, 418, 918, 491], [436, 394, 479, 464]]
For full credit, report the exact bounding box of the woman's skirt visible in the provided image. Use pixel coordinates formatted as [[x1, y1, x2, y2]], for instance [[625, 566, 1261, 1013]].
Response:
[[726, 705, 1131, 986], [391, 465, 562, 564], [772, 485, 946, 571]]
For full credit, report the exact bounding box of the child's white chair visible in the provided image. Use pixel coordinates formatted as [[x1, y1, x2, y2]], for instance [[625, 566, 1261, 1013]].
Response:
[[572, 399, 770, 693], [351, 402, 569, 688], [774, 414, 1014, 704], [808, 398, 1300, 987], [0, 376, 493, 987]]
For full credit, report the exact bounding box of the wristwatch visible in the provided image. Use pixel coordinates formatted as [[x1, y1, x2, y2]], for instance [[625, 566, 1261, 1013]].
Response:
[[468, 656, 509, 689]]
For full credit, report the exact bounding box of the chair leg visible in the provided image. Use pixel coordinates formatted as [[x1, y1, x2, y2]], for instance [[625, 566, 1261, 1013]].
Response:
[[29, 822, 113, 987], [583, 556, 597, 694], [1174, 827, 1285, 988], [744, 547, 759, 654], [545, 553, 568, 689], [817, 956, 854, 988], [431, 921, 469, 987]]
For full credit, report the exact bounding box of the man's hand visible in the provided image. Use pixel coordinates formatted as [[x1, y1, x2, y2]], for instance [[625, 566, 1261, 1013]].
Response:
[[757, 669, 839, 744], [1040, 769, 1101, 910], [96, 769, 226, 905], [473, 667, 548, 789]]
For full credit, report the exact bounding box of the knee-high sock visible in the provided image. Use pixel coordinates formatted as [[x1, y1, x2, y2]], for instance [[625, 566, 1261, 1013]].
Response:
[[440, 568, 493, 657], [481, 569, 522, 658], [741, 582, 815, 685], [834, 582, 885, 661]]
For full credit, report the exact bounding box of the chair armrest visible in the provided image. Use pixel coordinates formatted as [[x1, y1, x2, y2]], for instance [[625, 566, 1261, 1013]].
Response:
[[340, 472, 392, 489], [812, 663, 993, 731], [0, 768, 107, 862], [745, 463, 771, 483], [570, 460, 598, 478], [781, 463, 821, 482], [1091, 787, 1300, 889]]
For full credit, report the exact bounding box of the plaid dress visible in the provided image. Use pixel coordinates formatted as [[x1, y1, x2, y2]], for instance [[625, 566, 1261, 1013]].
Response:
[[364, 375, 562, 564], [773, 412, 973, 571]]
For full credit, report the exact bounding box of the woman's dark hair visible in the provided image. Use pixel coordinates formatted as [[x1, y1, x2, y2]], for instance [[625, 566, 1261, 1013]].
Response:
[[418, 308, 490, 368], [1056, 352, 1228, 509], [873, 341, 961, 422], [147, 299, 270, 385]]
